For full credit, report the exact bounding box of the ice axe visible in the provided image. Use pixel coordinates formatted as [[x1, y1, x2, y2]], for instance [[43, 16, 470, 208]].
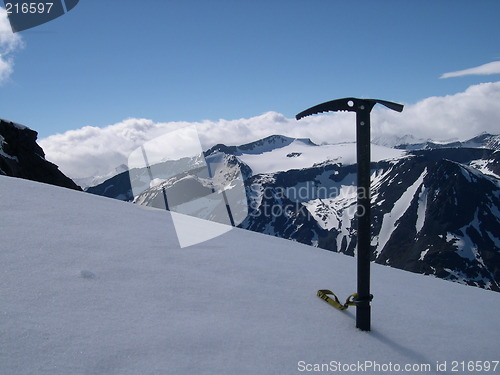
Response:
[[296, 97, 404, 331]]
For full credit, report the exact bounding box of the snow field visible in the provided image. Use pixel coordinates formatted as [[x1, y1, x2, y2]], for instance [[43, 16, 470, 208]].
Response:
[[237, 139, 405, 175], [0, 175, 499, 374]]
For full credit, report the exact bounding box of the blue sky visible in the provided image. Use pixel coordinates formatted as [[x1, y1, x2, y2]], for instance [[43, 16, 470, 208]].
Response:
[[1, 0, 499, 139]]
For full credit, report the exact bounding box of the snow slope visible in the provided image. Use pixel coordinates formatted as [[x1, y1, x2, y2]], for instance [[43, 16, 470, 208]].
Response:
[[1, 175, 499, 375]]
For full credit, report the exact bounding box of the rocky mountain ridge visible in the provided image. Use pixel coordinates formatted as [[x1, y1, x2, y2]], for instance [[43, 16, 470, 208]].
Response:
[[121, 133, 499, 291], [0, 119, 81, 190]]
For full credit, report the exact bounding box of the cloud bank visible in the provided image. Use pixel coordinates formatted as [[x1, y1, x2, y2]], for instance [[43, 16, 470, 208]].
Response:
[[441, 61, 500, 79], [39, 82, 500, 180], [0, 8, 23, 83]]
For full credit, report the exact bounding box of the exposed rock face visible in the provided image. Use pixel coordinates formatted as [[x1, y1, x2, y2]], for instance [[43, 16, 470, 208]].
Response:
[[0, 119, 81, 190]]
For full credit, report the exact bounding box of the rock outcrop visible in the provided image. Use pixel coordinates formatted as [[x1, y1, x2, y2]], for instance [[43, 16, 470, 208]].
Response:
[[0, 119, 81, 190]]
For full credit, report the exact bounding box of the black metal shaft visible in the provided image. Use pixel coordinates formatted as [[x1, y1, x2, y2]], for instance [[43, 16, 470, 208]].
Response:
[[296, 97, 403, 332], [356, 108, 371, 331]]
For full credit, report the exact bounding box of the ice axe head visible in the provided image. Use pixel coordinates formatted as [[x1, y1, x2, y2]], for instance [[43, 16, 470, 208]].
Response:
[[296, 97, 404, 120]]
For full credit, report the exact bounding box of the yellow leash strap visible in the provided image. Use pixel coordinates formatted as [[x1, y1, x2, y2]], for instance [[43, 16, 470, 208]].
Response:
[[317, 290, 358, 310]]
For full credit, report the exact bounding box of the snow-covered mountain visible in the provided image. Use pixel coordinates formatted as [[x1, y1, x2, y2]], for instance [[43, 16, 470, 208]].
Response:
[[238, 148, 499, 291], [207, 134, 406, 175], [85, 167, 134, 201], [87, 134, 500, 291], [73, 164, 129, 190], [371, 133, 428, 148], [1, 174, 499, 374], [375, 132, 500, 151]]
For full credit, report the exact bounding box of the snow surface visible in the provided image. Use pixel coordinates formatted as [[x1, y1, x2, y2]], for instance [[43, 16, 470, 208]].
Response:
[[415, 185, 428, 234], [469, 157, 500, 180], [1, 175, 499, 375], [374, 169, 427, 257], [237, 140, 405, 175]]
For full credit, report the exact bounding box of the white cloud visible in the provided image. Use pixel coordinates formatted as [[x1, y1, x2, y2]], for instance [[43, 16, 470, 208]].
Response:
[[371, 81, 500, 140], [39, 113, 356, 179], [0, 55, 13, 81], [440, 61, 500, 79], [0, 7, 23, 83], [39, 81, 500, 180]]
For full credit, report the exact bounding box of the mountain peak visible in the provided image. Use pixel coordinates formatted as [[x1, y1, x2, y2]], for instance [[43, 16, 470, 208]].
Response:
[[0, 118, 81, 190], [237, 134, 317, 153], [372, 134, 427, 148], [206, 134, 318, 157], [0, 118, 29, 131], [463, 132, 500, 149], [385, 132, 500, 151]]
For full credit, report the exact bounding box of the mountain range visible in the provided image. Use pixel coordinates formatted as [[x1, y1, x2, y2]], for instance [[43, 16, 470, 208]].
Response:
[[85, 132, 500, 292], [1, 117, 498, 292]]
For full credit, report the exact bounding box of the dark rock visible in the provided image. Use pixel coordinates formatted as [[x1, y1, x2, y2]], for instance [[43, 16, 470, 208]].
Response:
[[0, 119, 81, 191]]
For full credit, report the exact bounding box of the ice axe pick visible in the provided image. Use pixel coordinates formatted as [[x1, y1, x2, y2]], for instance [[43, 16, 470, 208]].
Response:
[[296, 97, 404, 331]]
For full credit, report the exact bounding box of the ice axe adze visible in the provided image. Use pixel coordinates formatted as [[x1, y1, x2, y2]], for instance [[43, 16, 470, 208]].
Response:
[[296, 97, 404, 331]]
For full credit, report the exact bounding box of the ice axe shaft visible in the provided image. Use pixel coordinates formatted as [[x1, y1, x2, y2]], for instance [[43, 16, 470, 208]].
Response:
[[296, 97, 403, 331], [356, 108, 372, 331]]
